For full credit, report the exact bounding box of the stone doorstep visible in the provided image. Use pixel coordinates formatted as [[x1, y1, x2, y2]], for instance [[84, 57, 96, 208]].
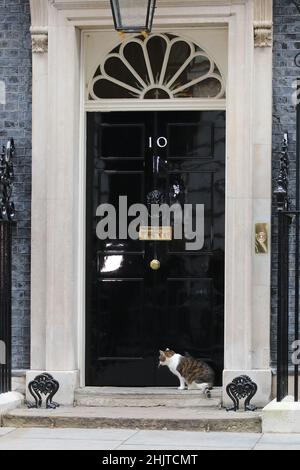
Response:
[[0, 392, 24, 415], [74, 387, 222, 408], [262, 396, 300, 434], [1, 407, 262, 433], [75, 387, 222, 397]]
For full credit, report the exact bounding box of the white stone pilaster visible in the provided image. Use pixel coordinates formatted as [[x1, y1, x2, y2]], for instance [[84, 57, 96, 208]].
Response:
[[251, 0, 273, 374], [224, 2, 254, 372], [30, 0, 48, 370], [223, 0, 273, 407], [29, 1, 80, 401], [44, 5, 81, 372]]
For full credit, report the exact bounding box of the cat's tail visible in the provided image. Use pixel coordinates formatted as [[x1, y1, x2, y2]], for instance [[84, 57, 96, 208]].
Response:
[[195, 382, 212, 398]]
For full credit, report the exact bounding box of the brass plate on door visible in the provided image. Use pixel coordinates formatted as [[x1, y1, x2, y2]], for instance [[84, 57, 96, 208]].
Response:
[[139, 226, 172, 241], [255, 223, 268, 254]]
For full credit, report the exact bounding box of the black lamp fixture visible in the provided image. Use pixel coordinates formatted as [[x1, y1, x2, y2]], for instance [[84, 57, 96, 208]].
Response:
[[110, 0, 157, 34]]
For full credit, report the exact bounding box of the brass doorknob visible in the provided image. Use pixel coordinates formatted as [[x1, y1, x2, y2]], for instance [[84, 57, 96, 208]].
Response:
[[150, 259, 160, 270]]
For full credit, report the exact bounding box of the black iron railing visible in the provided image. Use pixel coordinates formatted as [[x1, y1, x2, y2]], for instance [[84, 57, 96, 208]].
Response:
[[0, 139, 15, 394], [0, 221, 12, 393], [274, 130, 300, 402]]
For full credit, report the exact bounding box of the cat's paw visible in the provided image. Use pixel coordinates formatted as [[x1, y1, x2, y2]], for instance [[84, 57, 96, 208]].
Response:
[[178, 386, 186, 390]]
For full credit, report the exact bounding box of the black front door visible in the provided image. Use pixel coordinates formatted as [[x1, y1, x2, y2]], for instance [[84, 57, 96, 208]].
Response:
[[86, 111, 225, 387]]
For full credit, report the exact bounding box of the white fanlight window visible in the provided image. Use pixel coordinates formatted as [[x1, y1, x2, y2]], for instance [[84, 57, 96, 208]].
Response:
[[88, 33, 225, 101]]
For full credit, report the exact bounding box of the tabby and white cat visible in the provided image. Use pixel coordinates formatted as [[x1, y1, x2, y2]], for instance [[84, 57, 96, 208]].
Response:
[[159, 349, 215, 397]]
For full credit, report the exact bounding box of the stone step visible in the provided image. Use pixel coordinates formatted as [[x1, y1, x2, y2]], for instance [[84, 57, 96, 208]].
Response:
[[1, 406, 262, 433], [74, 387, 222, 408]]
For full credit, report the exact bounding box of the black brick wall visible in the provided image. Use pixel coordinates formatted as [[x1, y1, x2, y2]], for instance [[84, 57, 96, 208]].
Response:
[[272, 0, 300, 365], [0, 0, 31, 369]]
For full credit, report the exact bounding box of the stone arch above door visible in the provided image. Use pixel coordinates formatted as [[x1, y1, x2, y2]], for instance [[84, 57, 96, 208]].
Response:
[[87, 33, 226, 102]]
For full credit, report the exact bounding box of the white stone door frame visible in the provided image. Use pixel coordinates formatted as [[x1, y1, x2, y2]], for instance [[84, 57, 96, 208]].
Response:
[[28, 0, 273, 406], [80, 26, 228, 389]]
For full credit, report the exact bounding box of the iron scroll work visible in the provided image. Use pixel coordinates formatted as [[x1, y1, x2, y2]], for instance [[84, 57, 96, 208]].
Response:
[[226, 375, 258, 412], [27, 373, 60, 409]]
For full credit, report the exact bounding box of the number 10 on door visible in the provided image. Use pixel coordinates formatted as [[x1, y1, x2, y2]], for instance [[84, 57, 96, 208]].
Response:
[[149, 137, 168, 149]]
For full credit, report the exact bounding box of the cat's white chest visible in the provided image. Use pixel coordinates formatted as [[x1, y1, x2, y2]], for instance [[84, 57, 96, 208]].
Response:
[[168, 354, 182, 375]]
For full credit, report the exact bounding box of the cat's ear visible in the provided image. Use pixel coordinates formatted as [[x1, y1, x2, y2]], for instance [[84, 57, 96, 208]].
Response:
[[166, 348, 170, 351], [159, 350, 164, 354]]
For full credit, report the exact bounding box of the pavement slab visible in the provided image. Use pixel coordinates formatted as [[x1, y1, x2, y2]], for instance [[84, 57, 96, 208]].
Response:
[[6, 427, 138, 441], [123, 429, 261, 449], [255, 433, 300, 450], [0, 427, 15, 437], [0, 428, 298, 450], [0, 438, 122, 451]]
